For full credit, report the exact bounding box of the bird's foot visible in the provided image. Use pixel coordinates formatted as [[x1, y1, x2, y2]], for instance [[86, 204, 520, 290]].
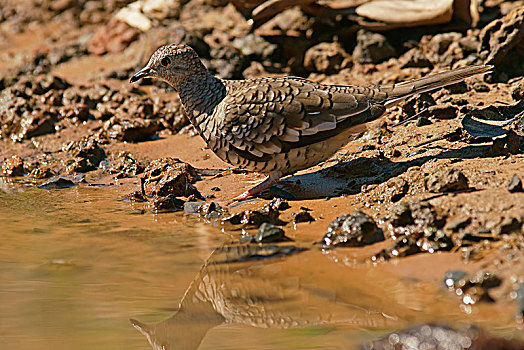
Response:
[[227, 176, 276, 205]]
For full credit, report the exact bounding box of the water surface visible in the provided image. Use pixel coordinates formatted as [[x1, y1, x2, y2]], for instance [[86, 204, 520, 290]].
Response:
[[0, 180, 521, 349]]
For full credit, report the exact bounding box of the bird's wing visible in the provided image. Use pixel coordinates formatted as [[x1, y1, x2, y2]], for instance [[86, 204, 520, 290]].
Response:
[[216, 78, 373, 159]]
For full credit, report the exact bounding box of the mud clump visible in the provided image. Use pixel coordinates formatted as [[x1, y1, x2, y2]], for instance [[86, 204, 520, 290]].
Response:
[[108, 151, 144, 178], [87, 19, 140, 55], [142, 158, 200, 198], [104, 118, 161, 142], [221, 198, 289, 229], [479, 7, 524, 82], [426, 166, 469, 193], [374, 201, 451, 260], [63, 137, 106, 173], [321, 211, 383, 248]]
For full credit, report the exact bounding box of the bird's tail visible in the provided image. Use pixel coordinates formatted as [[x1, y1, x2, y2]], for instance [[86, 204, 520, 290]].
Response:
[[379, 65, 493, 108]]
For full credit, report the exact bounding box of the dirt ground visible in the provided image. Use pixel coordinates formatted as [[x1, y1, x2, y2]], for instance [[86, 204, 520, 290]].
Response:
[[1, 0, 523, 347]]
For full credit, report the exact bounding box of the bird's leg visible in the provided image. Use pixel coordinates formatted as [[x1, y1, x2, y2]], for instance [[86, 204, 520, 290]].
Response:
[[228, 173, 281, 204]]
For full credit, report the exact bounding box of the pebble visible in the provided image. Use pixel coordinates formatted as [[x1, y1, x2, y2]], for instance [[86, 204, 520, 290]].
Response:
[[38, 177, 76, 189], [321, 211, 383, 248], [508, 174, 522, 193]]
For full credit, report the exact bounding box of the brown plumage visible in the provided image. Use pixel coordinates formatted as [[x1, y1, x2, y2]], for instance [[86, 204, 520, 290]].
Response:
[[130, 44, 492, 201]]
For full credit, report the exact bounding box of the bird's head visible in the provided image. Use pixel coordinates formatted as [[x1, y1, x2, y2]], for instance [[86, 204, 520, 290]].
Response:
[[130, 44, 207, 90]]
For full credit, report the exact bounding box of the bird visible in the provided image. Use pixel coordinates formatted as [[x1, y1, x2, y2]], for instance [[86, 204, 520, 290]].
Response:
[[130, 44, 492, 202]]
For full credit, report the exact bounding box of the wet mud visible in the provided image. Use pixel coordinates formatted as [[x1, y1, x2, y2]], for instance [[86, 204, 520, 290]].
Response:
[[1, 0, 523, 349]]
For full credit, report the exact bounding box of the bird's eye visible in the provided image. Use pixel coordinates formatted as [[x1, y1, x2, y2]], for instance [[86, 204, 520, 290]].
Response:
[[160, 57, 171, 67]]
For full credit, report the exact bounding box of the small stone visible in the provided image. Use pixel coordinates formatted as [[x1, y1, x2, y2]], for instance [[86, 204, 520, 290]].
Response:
[[428, 104, 458, 119], [183, 201, 205, 214], [446, 216, 472, 232], [293, 210, 314, 223], [152, 194, 184, 213], [254, 223, 287, 243], [304, 42, 351, 74], [426, 166, 469, 193], [353, 29, 396, 64], [497, 217, 523, 235], [516, 282, 524, 316], [321, 211, 383, 248], [508, 175, 523, 193], [390, 202, 413, 227], [38, 177, 76, 189], [143, 158, 200, 198], [1, 155, 25, 176], [416, 116, 432, 127]]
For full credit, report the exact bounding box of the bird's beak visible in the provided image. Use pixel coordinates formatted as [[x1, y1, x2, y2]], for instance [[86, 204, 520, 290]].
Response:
[[130, 67, 156, 83]]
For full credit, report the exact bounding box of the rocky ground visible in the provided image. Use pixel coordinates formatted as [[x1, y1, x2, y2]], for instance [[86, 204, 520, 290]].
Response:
[[1, 0, 523, 347]]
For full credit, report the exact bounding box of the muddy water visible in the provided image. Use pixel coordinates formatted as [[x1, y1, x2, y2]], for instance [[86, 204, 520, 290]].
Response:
[[0, 179, 521, 350]]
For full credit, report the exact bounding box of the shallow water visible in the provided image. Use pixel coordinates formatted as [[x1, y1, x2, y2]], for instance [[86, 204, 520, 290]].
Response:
[[0, 179, 521, 349]]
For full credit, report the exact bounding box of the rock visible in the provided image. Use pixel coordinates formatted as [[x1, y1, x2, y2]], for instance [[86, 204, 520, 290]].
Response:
[[444, 80, 469, 94], [152, 194, 184, 213], [421, 32, 463, 66], [428, 104, 458, 119], [64, 137, 106, 172], [293, 210, 314, 223], [399, 48, 432, 68], [13, 109, 57, 141], [517, 282, 524, 317], [508, 174, 523, 193], [87, 19, 140, 55], [197, 202, 225, 220], [265, 198, 290, 211], [105, 118, 160, 142], [479, 7, 524, 82], [416, 116, 432, 127], [1, 155, 25, 176], [304, 42, 351, 74], [353, 29, 396, 64], [401, 93, 436, 118], [373, 236, 421, 260], [384, 177, 409, 202], [29, 167, 54, 179], [426, 166, 469, 193], [232, 33, 276, 60], [496, 217, 523, 235], [109, 151, 144, 178], [492, 131, 522, 155], [390, 202, 413, 227], [254, 223, 287, 243], [142, 158, 200, 198], [38, 177, 76, 189], [184, 201, 205, 213], [321, 211, 383, 248], [445, 216, 472, 232]]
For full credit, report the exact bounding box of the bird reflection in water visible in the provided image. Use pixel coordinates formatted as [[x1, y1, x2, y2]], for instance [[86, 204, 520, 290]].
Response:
[[130, 244, 458, 350]]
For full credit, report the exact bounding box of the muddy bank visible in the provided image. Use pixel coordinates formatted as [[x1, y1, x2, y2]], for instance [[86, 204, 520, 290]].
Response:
[[1, 0, 524, 348]]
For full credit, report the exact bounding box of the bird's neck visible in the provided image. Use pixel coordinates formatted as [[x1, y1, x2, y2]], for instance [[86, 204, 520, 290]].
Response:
[[178, 73, 225, 115], [177, 73, 226, 140]]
